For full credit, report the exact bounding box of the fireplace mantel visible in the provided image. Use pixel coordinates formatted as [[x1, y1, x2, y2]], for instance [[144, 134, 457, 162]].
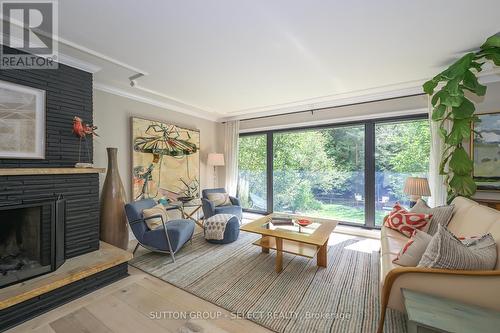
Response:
[[0, 168, 106, 176]]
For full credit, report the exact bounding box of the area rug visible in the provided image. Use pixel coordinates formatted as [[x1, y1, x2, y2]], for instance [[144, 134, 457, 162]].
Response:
[[129, 231, 406, 333]]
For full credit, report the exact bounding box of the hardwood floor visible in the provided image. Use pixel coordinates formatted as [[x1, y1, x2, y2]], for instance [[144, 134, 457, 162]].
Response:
[[7, 266, 272, 333], [7, 213, 379, 333]]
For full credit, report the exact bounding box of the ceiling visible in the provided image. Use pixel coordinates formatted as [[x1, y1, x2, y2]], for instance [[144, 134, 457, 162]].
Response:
[[55, 0, 500, 121]]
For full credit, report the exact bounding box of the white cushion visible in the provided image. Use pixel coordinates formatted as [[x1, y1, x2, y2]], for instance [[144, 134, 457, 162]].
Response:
[[393, 230, 432, 267], [142, 204, 168, 230], [206, 192, 231, 206]]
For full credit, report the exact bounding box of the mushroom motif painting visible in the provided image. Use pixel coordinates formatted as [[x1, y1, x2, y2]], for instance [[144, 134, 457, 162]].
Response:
[[131, 117, 200, 201]]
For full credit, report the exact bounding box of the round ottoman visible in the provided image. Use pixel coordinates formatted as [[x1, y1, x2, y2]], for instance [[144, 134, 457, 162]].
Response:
[[204, 215, 240, 244]]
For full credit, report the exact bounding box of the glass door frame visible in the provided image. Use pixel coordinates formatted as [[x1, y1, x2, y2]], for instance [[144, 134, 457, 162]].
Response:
[[237, 132, 273, 215], [238, 113, 428, 229]]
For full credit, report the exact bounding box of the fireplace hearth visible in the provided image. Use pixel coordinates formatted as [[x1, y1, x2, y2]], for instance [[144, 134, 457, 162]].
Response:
[[0, 198, 65, 288]]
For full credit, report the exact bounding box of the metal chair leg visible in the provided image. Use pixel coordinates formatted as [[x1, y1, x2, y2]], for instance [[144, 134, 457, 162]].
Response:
[[133, 242, 140, 255], [170, 250, 176, 263], [162, 223, 176, 263]]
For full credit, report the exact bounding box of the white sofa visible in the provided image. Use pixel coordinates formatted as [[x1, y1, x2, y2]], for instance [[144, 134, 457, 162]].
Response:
[[378, 196, 500, 333]]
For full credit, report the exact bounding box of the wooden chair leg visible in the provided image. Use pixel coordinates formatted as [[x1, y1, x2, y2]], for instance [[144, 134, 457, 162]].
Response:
[[377, 293, 389, 333]]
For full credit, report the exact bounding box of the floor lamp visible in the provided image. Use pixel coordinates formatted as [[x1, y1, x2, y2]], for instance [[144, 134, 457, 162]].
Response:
[[207, 153, 225, 187]]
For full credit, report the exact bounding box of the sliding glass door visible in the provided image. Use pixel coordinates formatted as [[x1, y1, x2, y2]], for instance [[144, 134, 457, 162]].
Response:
[[237, 115, 430, 228], [237, 134, 268, 212], [273, 125, 365, 224], [374, 119, 431, 225]]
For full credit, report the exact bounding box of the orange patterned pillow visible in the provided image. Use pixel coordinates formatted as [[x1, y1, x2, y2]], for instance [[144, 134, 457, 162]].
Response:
[[384, 203, 432, 237]]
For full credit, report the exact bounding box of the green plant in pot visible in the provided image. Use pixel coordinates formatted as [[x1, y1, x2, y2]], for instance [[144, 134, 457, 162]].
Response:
[[423, 33, 500, 202]]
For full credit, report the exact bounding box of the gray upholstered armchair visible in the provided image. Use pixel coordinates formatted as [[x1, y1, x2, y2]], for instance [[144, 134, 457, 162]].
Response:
[[124, 199, 195, 262], [201, 188, 243, 221]]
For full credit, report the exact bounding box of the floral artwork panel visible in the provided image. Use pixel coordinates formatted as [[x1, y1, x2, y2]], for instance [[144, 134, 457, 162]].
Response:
[[131, 117, 200, 201]]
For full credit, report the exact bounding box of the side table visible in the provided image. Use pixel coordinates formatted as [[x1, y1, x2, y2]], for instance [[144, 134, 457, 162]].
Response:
[[164, 199, 203, 228], [402, 289, 500, 333]]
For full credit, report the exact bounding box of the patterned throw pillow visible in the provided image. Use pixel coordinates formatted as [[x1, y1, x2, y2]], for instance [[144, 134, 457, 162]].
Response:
[[206, 192, 232, 207], [142, 204, 168, 230], [458, 235, 481, 245], [410, 199, 454, 235], [384, 203, 432, 237], [418, 224, 497, 270], [393, 230, 433, 267]]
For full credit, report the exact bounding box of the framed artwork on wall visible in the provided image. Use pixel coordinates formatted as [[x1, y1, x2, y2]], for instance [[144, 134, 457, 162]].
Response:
[[0, 80, 45, 159], [131, 117, 200, 201], [470, 111, 500, 191]]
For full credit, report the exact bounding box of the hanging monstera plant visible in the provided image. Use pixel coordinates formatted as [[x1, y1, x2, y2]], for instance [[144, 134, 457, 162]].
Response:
[[423, 33, 500, 202]]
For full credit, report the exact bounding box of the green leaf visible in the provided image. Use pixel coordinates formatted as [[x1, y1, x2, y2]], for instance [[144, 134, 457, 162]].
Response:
[[462, 70, 487, 96], [470, 61, 483, 72], [451, 98, 475, 119], [423, 80, 438, 95], [440, 53, 474, 80], [485, 52, 500, 66], [432, 104, 447, 121], [449, 147, 473, 175], [441, 92, 463, 107], [438, 127, 447, 140], [439, 151, 453, 174], [444, 78, 464, 98], [481, 33, 500, 49], [431, 90, 444, 106], [449, 174, 477, 197], [445, 119, 471, 145]]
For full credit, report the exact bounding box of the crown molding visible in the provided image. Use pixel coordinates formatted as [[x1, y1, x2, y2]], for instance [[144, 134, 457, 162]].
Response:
[[133, 83, 217, 115], [239, 108, 428, 133], [0, 17, 148, 75], [0, 32, 101, 73], [57, 36, 149, 76], [221, 80, 427, 122], [57, 53, 102, 73], [222, 69, 500, 122], [94, 83, 220, 122]]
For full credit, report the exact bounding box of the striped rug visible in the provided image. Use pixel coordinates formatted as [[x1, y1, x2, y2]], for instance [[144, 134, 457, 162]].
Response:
[[129, 231, 406, 333]]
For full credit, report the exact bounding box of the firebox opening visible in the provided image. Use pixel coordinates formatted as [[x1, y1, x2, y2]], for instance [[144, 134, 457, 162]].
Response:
[[0, 203, 57, 288]]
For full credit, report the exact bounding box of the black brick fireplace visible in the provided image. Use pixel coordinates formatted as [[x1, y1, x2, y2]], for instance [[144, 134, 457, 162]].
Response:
[[0, 46, 99, 262], [0, 49, 129, 332]]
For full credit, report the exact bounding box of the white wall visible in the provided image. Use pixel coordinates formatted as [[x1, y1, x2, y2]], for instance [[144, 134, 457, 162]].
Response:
[[93, 89, 224, 202]]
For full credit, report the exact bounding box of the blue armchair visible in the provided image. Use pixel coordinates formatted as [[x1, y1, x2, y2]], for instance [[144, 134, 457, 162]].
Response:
[[124, 199, 195, 262], [201, 188, 243, 221]]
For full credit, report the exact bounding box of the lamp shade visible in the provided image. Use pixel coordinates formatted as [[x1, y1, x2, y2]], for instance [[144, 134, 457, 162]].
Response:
[[404, 177, 431, 197], [207, 153, 225, 166]]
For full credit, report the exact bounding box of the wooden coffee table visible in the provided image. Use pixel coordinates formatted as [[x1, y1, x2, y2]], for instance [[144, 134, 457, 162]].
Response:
[[240, 214, 337, 273]]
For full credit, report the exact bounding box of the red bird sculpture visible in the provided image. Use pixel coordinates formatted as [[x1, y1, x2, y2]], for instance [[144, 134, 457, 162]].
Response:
[[73, 116, 99, 138], [72, 116, 98, 165]]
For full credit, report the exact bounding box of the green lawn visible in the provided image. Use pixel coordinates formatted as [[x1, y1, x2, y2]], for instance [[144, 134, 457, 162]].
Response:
[[303, 203, 387, 225]]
